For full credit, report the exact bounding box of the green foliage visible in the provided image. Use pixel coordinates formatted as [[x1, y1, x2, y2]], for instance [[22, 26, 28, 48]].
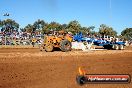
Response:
[[99, 24, 117, 36], [41, 23, 50, 34], [80, 27, 90, 35], [20, 28, 26, 32], [0, 19, 19, 32], [24, 24, 34, 33], [2, 19, 19, 28], [61, 24, 67, 29], [1, 19, 123, 38], [67, 20, 81, 34], [0, 19, 19, 29], [33, 19, 46, 30], [47, 22, 62, 31], [121, 28, 132, 40], [0, 20, 2, 27], [41, 22, 63, 34], [80, 27, 89, 34]]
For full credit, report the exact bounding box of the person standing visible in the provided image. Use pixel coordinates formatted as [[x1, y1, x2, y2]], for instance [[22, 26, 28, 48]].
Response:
[[32, 38, 36, 47]]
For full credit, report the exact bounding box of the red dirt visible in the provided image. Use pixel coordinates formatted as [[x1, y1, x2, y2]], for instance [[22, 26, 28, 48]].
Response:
[[0, 47, 132, 88]]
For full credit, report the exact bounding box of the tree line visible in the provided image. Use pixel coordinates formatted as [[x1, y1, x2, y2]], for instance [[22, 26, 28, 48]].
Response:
[[0, 19, 131, 41]]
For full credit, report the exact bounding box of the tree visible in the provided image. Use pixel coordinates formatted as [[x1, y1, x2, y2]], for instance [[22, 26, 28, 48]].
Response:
[[41, 23, 50, 34], [33, 19, 45, 30], [0, 20, 2, 27], [67, 20, 81, 34], [41, 22, 63, 34], [88, 26, 95, 31], [99, 24, 117, 36], [121, 28, 132, 40], [0, 19, 19, 32], [20, 28, 26, 32], [61, 24, 67, 29], [80, 27, 90, 35], [48, 22, 62, 31], [33, 19, 46, 34], [24, 24, 34, 33]]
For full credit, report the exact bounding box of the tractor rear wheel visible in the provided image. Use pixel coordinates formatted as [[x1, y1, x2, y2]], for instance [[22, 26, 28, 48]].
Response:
[[60, 40, 72, 52], [45, 43, 53, 52]]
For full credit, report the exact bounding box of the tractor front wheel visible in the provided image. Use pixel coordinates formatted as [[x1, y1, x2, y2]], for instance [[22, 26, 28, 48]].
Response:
[[39, 44, 45, 51], [45, 43, 53, 52], [39, 46, 45, 51]]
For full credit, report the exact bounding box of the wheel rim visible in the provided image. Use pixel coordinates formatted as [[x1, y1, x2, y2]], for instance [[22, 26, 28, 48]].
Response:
[[64, 43, 71, 50]]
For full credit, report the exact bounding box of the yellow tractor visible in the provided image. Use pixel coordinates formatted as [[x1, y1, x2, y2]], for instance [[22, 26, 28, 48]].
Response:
[[39, 31, 73, 52]]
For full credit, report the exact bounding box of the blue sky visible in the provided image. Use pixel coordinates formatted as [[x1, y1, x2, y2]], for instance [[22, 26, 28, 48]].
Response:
[[0, 0, 132, 34]]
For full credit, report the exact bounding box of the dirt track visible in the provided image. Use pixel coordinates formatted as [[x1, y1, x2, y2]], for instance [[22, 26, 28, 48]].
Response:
[[0, 47, 132, 88]]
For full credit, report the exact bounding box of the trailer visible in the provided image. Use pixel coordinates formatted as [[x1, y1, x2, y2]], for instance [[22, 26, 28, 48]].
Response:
[[73, 32, 125, 50]]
